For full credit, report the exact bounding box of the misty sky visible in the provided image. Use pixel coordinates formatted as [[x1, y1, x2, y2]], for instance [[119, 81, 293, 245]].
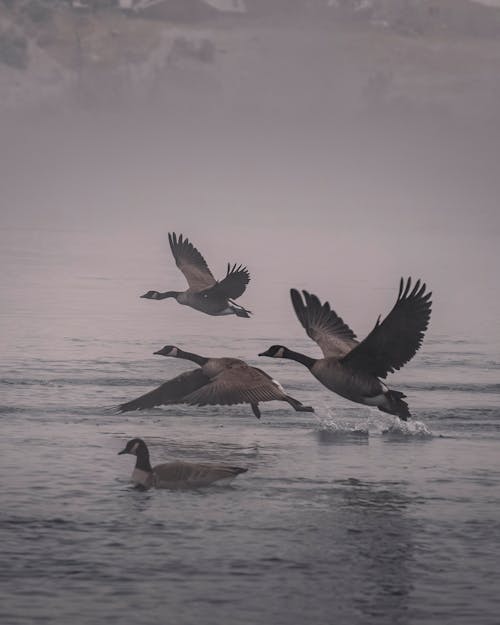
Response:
[[1, 13, 500, 347]]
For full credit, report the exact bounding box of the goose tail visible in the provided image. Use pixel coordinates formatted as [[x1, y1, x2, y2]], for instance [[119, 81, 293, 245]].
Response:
[[229, 299, 252, 318], [231, 467, 248, 475], [378, 390, 411, 421]]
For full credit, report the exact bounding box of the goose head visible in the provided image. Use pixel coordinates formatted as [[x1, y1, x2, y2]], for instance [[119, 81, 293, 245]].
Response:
[[118, 438, 148, 456], [259, 345, 288, 358], [141, 290, 161, 299], [154, 345, 180, 357]]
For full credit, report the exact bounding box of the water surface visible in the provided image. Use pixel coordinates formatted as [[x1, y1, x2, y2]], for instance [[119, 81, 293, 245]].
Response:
[[1, 227, 500, 625]]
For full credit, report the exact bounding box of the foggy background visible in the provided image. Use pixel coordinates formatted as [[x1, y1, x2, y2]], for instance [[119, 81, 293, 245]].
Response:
[[2, 9, 500, 624], [1, 0, 500, 352]]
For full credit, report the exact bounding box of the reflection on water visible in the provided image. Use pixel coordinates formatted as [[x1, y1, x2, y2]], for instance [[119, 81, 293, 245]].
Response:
[[338, 479, 414, 622], [315, 428, 369, 445]]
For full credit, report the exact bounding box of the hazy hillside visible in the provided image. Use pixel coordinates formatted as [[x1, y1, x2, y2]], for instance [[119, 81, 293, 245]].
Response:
[[1, 0, 500, 118]]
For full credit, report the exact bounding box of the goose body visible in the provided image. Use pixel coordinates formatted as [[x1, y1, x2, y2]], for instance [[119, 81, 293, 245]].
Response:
[[118, 438, 247, 489], [118, 345, 314, 419], [141, 233, 251, 318], [259, 278, 432, 421], [311, 358, 383, 402]]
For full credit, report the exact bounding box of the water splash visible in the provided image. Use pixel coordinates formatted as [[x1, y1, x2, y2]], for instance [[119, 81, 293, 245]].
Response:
[[380, 417, 433, 439], [312, 408, 369, 440]]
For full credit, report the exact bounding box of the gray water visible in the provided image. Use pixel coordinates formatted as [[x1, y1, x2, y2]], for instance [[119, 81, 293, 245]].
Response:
[[1, 226, 500, 625]]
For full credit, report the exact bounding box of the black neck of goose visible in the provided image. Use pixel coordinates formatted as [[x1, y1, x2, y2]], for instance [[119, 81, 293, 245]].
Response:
[[175, 349, 209, 366], [158, 291, 180, 300], [135, 447, 153, 472], [282, 348, 316, 369]]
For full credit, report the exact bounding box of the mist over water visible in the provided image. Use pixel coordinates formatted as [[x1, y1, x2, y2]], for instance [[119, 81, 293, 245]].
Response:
[[1, 6, 500, 625], [2, 13, 500, 339]]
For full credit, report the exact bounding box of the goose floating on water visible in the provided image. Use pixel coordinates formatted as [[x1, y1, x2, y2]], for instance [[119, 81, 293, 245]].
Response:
[[141, 233, 252, 318], [259, 277, 432, 421], [118, 345, 314, 419], [118, 438, 247, 489]]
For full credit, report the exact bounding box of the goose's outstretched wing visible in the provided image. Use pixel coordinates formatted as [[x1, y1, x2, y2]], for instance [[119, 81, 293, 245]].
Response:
[[182, 363, 286, 407], [290, 289, 358, 358], [117, 369, 209, 412], [341, 277, 432, 378], [168, 233, 216, 291], [203, 263, 250, 300]]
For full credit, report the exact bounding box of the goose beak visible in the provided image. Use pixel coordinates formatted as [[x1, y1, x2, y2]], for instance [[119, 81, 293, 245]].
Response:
[[153, 349, 162, 355], [118, 448, 127, 455], [258, 351, 267, 357]]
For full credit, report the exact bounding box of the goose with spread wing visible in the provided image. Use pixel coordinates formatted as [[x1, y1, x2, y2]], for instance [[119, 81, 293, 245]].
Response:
[[118, 438, 247, 489], [141, 233, 251, 318], [259, 278, 432, 420], [118, 345, 314, 419]]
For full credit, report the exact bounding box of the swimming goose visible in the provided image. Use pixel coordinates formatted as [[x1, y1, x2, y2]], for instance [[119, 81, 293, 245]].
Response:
[[259, 278, 432, 421], [118, 438, 247, 489], [118, 345, 314, 419], [141, 233, 251, 318]]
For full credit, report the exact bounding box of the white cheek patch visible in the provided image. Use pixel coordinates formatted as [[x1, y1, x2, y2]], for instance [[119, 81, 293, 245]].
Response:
[[275, 347, 285, 358], [170, 347, 178, 357], [131, 442, 140, 453]]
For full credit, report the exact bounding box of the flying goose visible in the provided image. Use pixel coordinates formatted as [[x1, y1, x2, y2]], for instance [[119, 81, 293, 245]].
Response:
[[118, 438, 247, 489], [259, 278, 432, 421], [118, 345, 314, 419], [141, 233, 251, 318]]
